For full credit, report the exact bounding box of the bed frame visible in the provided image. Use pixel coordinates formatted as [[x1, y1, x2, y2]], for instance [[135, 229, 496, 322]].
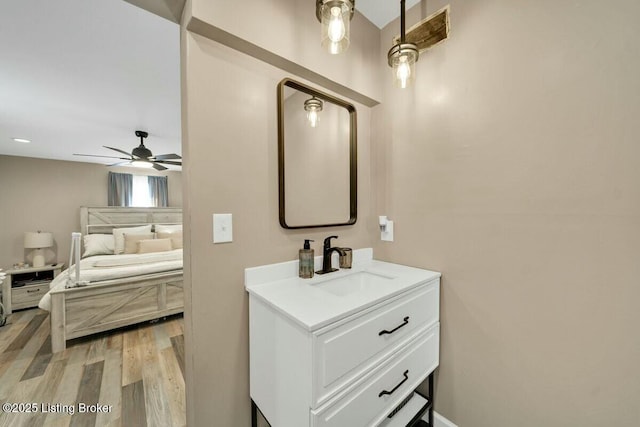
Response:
[[50, 206, 183, 353]]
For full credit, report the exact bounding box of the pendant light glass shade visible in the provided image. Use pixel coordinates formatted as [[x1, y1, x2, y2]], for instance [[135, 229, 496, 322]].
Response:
[[304, 97, 323, 128], [316, 0, 354, 55], [388, 0, 419, 88], [388, 43, 419, 88]]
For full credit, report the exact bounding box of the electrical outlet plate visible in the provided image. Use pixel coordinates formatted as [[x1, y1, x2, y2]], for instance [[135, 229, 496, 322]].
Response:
[[213, 213, 233, 243], [381, 220, 394, 242]]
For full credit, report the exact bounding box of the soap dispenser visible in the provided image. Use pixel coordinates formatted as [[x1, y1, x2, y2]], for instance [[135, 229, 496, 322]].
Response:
[[299, 239, 314, 279]]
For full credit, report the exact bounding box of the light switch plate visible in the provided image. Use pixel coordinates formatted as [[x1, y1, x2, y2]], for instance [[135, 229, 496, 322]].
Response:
[[213, 213, 233, 243], [381, 220, 394, 242]]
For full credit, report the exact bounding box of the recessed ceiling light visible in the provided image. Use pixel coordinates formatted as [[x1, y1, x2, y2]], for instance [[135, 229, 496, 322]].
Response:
[[13, 138, 31, 143]]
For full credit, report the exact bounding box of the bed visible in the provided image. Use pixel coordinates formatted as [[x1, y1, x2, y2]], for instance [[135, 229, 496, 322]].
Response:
[[41, 206, 184, 353]]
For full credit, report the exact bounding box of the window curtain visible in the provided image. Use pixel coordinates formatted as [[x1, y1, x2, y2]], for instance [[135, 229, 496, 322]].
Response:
[[148, 175, 168, 207], [108, 172, 133, 206]]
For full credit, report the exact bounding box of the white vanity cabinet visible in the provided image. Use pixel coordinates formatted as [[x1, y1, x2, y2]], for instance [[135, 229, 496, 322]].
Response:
[[246, 249, 441, 427]]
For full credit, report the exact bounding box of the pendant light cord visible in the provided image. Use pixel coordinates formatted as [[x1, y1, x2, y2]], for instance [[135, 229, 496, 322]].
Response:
[[400, 0, 406, 43]]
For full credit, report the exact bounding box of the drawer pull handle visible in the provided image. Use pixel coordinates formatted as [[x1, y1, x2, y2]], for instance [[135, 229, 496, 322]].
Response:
[[378, 370, 409, 398], [27, 289, 41, 293], [378, 316, 410, 336]]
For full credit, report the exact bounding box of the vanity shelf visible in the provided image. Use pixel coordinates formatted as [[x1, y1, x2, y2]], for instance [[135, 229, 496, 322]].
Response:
[[379, 391, 432, 427], [245, 249, 441, 427]]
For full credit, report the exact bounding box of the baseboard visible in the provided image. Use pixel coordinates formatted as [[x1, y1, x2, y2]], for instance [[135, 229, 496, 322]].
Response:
[[422, 411, 458, 427], [434, 412, 458, 427]]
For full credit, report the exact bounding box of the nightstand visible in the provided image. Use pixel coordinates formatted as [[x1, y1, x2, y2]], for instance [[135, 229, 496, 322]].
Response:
[[1, 263, 64, 314]]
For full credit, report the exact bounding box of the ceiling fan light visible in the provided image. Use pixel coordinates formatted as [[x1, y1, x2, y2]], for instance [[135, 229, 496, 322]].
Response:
[[131, 160, 154, 169], [316, 0, 354, 55]]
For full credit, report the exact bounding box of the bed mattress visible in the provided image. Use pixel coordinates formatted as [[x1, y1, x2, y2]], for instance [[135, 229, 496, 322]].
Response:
[[38, 249, 183, 311]]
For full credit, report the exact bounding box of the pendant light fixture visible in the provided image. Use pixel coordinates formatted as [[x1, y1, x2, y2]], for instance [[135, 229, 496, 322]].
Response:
[[388, 0, 419, 88], [304, 96, 323, 128], [316, 0, 355, 55]]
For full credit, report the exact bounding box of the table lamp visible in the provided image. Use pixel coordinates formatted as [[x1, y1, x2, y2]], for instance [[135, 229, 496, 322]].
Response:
[[24, 231, 53, 268]]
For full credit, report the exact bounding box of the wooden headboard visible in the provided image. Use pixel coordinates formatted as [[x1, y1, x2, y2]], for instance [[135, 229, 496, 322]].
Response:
[[80, 207, 182, 235]]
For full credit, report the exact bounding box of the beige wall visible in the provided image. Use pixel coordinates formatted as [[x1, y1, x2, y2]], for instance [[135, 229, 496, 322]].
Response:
[[181, 32, 376, 426], [373, 1, 640, 426], [186, 0, 382, 106], [0, 155, 182, 269]]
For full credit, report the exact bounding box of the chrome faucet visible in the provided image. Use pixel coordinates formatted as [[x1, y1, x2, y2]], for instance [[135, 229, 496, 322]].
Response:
[[316, 236, 346, 275]]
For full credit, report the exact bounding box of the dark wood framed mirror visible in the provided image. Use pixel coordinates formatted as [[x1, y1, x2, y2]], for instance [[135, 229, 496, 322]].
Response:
[[278, 78, 357, 229]]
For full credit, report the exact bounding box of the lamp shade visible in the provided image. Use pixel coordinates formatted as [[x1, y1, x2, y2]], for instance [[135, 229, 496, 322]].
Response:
[[24, 231, 53, 249]]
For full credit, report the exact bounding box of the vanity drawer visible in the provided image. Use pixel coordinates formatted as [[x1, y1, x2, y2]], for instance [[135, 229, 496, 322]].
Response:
[[311, 323, 439, 427], [312, 280, 439, 406], [12, 285, 48, 309]]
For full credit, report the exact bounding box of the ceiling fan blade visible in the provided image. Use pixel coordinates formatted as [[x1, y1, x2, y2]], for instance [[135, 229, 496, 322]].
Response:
[[107, 161, 132, 167], [152, 162, 168, 171], [152, 153, 181, 160], [74, 154, 130, 160], [153, 160, 182, 166], [104, 145, 139, 159]]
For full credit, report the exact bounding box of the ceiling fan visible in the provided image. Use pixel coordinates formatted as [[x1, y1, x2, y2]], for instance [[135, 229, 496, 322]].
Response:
[[74, 130, 181, 171]]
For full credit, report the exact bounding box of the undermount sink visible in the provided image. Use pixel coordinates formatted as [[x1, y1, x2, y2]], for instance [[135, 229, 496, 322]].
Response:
[[314, 271, 395, 296]]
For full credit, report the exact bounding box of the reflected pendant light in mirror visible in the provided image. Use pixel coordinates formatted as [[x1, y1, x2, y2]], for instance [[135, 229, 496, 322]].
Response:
[[388, 0, 419, 88], [316, 0, 355, 54], [304, 97, 323, 128]]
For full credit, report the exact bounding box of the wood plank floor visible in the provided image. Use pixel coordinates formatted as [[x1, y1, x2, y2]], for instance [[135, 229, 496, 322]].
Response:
[[0, 309, 185, 427]]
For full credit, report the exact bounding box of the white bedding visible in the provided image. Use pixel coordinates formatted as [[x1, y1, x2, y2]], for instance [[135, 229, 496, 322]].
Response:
[[38, 249, 183, 311]]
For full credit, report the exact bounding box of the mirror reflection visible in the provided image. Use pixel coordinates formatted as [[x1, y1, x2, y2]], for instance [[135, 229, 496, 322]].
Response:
[[278, 79, 357, 228]]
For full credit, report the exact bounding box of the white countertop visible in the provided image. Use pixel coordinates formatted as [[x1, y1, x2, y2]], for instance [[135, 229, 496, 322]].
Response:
[[245, 249, 440, 331]]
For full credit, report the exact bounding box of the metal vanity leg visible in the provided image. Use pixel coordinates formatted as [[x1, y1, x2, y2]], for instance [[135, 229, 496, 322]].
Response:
[[428, 372, 434, 426], [251, 400, 273, 427], [251, 399, 257, 427]]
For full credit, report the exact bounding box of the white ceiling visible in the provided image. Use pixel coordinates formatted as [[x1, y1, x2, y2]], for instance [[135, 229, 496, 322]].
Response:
[[0, 0, 410, 168], [356, 0, 421, 29], [0, 0, 181, 167]]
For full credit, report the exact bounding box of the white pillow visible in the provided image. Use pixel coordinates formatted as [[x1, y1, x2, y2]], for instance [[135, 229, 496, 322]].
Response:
[[113, 225, 152, 254], [82, 234, 115, 258], [155, 224, 182, 234]]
